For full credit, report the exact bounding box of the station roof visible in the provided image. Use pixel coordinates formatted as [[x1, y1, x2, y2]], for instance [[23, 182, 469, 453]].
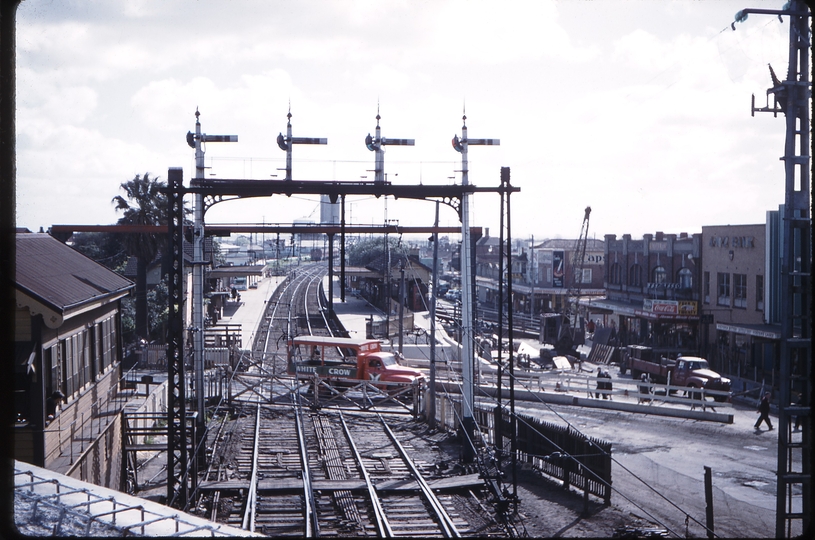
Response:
[[208, 265, 265, 277]]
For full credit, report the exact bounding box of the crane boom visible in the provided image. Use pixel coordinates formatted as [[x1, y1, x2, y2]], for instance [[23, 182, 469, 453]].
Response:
[[568, 206, 591, 338]]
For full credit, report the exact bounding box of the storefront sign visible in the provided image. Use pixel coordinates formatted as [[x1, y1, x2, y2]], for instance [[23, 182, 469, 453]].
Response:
[[709, 235, 755, 248], [569, 251, 604, 265], [634, 309, 696, 321], [678, 301, 697, 316], [643, 299, 678, 314], [641, 299, 698, 316]]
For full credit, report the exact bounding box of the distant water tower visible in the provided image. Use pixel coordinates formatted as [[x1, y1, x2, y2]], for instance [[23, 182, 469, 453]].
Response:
[[320, 194, 339, 225]]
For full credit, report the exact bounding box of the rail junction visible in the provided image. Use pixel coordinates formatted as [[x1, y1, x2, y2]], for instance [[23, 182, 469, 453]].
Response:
[[186, 263, 512, 536]]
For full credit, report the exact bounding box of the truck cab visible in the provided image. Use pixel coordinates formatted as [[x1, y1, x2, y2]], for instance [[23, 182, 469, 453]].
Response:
[[672, 356, 731, 402], [361, 353, 426, 385]]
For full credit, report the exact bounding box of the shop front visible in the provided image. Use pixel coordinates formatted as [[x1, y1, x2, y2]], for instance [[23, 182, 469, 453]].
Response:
[[715, 322, 781, 387], [584, 298, 700, 356]]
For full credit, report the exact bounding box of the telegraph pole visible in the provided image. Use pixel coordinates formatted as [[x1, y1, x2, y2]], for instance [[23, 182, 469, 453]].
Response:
[[187, 110, 237, 470], [428, 201, 440, 428], [452, 113, 499, 462], [735, 3, 811, 537]]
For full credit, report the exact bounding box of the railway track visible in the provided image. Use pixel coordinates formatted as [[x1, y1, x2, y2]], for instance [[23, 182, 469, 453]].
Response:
[[206, 404, 495, 536], [200, 263, 507, 536]]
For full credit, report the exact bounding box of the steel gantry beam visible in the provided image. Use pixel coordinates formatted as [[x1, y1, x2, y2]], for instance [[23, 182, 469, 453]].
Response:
[[161, 167, 518, 509]]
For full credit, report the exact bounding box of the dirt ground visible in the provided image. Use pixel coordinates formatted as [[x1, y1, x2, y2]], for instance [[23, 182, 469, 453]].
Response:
[[394, 418, 659, 538]]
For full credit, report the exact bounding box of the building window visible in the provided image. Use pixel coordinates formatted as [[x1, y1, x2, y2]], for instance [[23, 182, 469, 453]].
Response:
[[704, 271, 710, 304], [610, 263, 622, 285], [756, 275, 764, 311], [629, 264, 643, 287], [733, 274, 747, 309], [652, 266, 667, 285], [717, 272, 730, 307], [678, 268, 693, 289]]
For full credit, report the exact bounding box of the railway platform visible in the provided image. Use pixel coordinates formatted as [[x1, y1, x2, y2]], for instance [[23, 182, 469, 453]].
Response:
[[219, 273, 287, 348]]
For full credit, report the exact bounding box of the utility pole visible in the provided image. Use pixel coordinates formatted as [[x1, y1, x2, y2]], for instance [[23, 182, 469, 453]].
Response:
[[529, 234, 535, 317], [428, 202, 440, 428], [186, 110, 237, 471], [399, 262, 405, 355], [735, 3, 811, 537], [452, 113, 499, 462]]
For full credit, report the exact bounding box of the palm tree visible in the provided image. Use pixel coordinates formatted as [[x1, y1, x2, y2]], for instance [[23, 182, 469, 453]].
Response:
[[113, 173, 168, 341]]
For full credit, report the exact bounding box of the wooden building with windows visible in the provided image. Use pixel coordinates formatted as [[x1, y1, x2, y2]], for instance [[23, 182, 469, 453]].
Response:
[[14, 231, 134, 489]]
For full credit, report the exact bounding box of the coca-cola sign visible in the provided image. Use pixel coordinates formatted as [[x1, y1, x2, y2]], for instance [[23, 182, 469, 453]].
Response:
[[643, 299, 678, 314]]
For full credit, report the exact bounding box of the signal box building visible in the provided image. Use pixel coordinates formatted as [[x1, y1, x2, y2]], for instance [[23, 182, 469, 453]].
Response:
[[14, 232, 133, 489]]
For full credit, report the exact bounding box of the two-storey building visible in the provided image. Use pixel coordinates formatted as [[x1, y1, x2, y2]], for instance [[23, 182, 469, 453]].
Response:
[[588, 232, 702, 356]]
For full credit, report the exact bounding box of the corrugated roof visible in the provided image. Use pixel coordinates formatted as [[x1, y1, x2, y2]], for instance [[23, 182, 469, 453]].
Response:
[[16, 233, 134, 313]]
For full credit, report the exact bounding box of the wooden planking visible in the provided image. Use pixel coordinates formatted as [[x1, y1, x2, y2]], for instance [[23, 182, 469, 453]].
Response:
[[199, 473, 484, 494]]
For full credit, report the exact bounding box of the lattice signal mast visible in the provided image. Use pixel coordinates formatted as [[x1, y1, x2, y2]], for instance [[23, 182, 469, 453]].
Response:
[[452, 112, 499, 463], [276, 106, 327, 181], [186, 110, 238, 495], [734, 2, 811, 537], [365, 106, 415, 183]]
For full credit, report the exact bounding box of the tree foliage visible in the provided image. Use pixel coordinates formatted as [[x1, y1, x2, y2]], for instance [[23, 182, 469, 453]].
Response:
[[112, 173, 169, 264], [346, 237, 402, 267], [112, 173, 169, 342], [70, 232, 128, 272]]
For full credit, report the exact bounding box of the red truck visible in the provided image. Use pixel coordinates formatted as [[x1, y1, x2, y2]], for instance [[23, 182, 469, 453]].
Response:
[[287, 335, 426, 387], [620, 346, 731, 402]]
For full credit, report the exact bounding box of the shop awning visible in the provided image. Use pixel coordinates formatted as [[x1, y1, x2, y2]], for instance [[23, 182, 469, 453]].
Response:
[[715, 322, 781, 340]]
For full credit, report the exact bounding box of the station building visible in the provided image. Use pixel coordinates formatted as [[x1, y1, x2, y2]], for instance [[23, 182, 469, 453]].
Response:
[[14, 231, 134, 489]]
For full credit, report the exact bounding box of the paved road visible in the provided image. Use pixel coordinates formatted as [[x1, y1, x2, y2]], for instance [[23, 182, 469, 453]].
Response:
[[513, 395, 799, 538]]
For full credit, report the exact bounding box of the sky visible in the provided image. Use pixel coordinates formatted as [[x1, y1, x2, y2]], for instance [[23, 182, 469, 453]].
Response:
[[14, 0, 800, 243]]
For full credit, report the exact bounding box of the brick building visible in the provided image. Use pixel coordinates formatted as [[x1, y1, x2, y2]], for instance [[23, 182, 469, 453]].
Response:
[[587, 232, 702, 357]]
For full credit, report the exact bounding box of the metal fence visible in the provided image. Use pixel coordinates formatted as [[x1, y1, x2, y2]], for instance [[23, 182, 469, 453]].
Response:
[[432, 392, 612, 504]]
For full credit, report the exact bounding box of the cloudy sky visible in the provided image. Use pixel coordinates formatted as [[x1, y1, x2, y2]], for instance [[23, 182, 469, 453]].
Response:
[[15, 0, 795, 242]]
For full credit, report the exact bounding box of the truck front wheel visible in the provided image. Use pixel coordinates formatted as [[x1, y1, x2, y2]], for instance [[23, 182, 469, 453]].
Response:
[[687, 384, 702, 401]]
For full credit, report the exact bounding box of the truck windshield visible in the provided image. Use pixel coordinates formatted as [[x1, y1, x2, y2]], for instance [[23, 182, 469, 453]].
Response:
[[381, 355, 397, 367], [689, 360, 709, 370]]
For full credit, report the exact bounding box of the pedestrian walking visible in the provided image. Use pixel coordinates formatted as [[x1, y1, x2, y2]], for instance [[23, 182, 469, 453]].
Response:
[[755, 392, 774, 430]]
